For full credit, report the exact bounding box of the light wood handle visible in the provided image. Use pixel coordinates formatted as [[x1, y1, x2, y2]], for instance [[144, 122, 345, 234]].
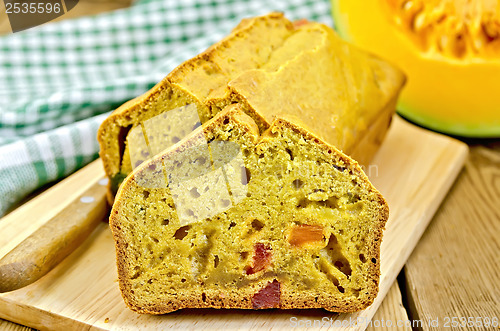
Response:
[[0, 180, 109, 293]]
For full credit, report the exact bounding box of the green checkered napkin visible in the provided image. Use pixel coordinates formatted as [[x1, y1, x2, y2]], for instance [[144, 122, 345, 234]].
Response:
[[0, 0, 333, 216]]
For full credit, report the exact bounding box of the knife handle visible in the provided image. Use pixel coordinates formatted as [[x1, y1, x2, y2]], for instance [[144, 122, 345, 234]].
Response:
[[0, 179, 109, 293]]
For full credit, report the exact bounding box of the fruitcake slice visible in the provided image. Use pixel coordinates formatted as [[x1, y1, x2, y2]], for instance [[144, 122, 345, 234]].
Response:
[[109, 104, 388, 314]]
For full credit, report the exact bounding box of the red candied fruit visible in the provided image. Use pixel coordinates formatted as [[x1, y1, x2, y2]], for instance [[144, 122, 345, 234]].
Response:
[[246, 243, 272, 275], [252, 279, 281, 309]]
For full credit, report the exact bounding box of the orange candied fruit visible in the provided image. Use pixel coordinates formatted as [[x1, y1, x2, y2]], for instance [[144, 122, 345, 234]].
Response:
[[288, 224, 324, 247]]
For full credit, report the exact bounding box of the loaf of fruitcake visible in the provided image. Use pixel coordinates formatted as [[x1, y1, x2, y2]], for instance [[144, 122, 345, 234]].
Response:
[[97, 12, 405, 204], [109, 104, 388, 313]]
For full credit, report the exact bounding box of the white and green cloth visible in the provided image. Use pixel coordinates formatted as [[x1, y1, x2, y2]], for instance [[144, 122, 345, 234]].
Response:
[[0, 0, 333, 216]]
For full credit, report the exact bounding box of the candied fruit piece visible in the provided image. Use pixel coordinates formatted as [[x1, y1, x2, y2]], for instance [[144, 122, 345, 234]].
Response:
[[288, 224, 324, 247], [293, 18, 309, 28], [246, 243, 272, 274], [252, 279, 281, 309]]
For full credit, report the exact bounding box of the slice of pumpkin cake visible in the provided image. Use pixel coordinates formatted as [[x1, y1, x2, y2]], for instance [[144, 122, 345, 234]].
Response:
[[109, 104, 388, 314]]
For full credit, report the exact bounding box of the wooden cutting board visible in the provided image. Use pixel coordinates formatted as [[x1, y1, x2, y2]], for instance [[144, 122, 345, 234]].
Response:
[[0, 116, 468, 331]]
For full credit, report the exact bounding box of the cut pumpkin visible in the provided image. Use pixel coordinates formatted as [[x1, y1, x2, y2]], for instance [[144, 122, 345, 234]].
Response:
[[332, 0, 500, 137]]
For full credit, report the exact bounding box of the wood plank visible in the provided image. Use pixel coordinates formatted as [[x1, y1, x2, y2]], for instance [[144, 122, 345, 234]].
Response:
[[366, 281, 411, 331], [403, 142, 500, 331], [0, 319, 34, 331], [0, 116, 468, 330]]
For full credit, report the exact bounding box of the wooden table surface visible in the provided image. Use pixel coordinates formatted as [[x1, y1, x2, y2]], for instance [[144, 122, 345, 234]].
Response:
[[1, 1, 499, 330]]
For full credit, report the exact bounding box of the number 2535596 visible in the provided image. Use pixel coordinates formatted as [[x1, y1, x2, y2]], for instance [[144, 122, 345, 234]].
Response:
[[5, 2, 62, 14], [443, 316, 498, 328]]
